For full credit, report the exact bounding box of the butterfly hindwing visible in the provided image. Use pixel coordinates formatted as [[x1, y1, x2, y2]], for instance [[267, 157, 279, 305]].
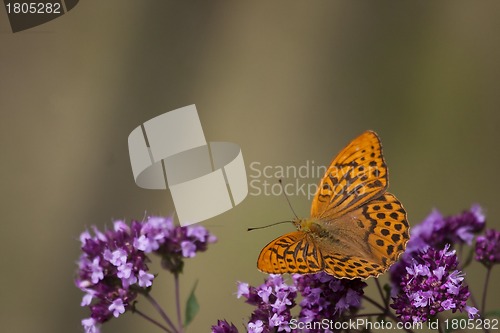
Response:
[[257, 231, 323, 274], [311, 131, 388, 220], [323, 254, 385, 279], [316, 192, 409, 278], [355, 192, 409, 267]]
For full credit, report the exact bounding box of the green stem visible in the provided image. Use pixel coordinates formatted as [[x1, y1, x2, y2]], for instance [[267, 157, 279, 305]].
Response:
[[480, 267, 492, 333], [144, 293, 178, 333], [481, 266, 492, 315], [134, 307, 173, 333], [175, 273, 184, 333], [436, 316, 444, 333], [374, 278, 387, 306], [437, 323, 444, 333]]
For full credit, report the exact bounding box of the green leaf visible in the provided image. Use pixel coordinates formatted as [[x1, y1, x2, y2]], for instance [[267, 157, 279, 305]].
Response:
[[184, 280, 199, 327], [383, 283, 392, 306]]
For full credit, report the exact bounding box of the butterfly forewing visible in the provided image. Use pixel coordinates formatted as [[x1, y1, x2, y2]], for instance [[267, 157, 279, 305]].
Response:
[[311, 131, 388, 220], [257, 231, 323, 274]]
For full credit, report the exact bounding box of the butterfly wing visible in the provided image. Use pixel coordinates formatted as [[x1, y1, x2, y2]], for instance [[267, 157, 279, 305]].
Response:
[[257, 231, 324, 274], [315, 192, 409, 279], [311, 131, 388, 220], [257, 131, 408, 279]]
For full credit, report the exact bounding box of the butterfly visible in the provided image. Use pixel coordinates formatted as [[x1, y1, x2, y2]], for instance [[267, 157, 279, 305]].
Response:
[[257, 131, 409, 279]]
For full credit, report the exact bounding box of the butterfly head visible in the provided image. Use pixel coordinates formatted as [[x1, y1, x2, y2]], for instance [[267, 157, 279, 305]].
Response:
[[293, 218, 318, 233]]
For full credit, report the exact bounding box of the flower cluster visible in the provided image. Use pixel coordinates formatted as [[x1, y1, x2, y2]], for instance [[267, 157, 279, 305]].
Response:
[[410, 204, 485, 250], [211, 319, 239, 333], [134, 216, 216, 273], [294, 272, 366, 330], [237, 275, 297, 333], [391, 245, 478, 322], [390, 204, 485, 290], [76, 217, 216, 333], [76, 205, 498, 333], [229, 273, 367, 333], [475, 229, 500, 267]]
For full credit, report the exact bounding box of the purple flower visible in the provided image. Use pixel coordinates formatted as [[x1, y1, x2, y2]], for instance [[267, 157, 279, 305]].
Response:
[[445, 204, 486, 245], [117, 263, 133, 279], [390, 205, 485, 292], [76, 220, 145, 325], [466, 305, 479, 318], [104, 248, 128, 267], [188, 225, 210, 242], [89, 257, 104, 284], [108, 298, 126, 318], [408, 209, 443, 251], [293, 272, 366, 332], [135, 217, 217, 273], [391, 245, 478, 322], [441, 299, 456, 310], [235, 273, 366, 333], [248, 320, 264, 333], [411, 205, 485, 249], [475, 229, 500, 267], [133, 217, 174, 252], [239, 275, 297, 333], [137, 270, 154, 287], [76, 216, 216, 330], [211, 319, 239, 333], [80, 288, 96, 306], [81, 317, 100, 333], [181, 241, 197, 258], [237, 282, 250, 298]]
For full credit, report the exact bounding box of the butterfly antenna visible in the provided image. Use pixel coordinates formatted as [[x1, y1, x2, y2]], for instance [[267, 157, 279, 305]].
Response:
[[248, 220, 293, 232], [279, 179, 299, 219]]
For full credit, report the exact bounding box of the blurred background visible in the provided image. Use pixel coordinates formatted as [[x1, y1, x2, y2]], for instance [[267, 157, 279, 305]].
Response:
[[1, 1, 499, 332]]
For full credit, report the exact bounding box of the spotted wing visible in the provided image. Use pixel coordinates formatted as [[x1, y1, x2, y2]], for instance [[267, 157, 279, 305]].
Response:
[[257, 231, 324, 274], [323, 254, 386, 279], [317, 192, 409, 279], [310, 131, 388, 220]]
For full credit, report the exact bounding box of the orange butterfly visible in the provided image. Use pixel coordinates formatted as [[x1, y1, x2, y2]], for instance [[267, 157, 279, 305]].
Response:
[[257, 131, 409, 279]]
